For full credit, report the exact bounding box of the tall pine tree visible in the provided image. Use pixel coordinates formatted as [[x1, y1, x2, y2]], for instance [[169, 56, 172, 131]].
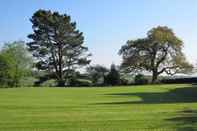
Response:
[[27, 10, 91, 86]]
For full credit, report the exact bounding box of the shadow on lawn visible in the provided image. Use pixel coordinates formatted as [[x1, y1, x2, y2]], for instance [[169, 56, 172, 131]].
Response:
[[96, 85, 197, 105], [166, 109, 197, 131], [93, 85, 197, 131]]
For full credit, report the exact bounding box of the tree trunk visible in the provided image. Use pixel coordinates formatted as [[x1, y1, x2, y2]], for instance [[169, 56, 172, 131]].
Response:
[[56, 44, 64, 87], [151, 71, 158, 84]]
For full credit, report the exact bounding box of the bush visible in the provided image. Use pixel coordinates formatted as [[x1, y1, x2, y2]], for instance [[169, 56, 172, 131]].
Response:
[[104, 64, 120, 86], [40, 79, 57, 87], [161, 77, 197, 84], [19, 77, 37, 87], [69, 78, 92, 87], [134, 74, 148, 85]]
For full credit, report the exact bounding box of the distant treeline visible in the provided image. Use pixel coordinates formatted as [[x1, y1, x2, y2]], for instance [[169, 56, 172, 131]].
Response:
[[162, 77, 197, 84]]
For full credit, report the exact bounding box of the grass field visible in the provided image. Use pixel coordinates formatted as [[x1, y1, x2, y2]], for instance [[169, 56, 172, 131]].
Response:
[[0, 84, 197, 131]]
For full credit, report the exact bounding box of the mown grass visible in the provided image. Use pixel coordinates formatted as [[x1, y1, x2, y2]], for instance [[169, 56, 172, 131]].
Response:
[[0, 84, 197, 131]]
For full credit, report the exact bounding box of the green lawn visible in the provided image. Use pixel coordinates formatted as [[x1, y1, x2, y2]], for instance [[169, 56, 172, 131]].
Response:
[[0, 84, 197, 131]]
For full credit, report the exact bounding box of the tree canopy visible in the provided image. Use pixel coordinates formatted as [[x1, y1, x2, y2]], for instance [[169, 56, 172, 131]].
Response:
[[0, 41, 32, 87], [27, 10, 91, 86], [105, 64, 120, 86], [119, 26, 193, 83]]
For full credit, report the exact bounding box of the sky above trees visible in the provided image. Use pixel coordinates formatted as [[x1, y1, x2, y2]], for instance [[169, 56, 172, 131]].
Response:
[[0, 0, 197, 67]]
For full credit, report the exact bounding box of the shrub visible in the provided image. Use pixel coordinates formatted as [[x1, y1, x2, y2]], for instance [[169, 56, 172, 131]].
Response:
[[40, 79, 57, 87], [134, 74, 148, 85], [69, 78, 92, 87]]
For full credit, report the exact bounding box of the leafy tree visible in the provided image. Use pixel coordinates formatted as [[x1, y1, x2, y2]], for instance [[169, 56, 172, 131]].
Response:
[[0, 41, 32, 87], [119, 26, 193, 83], [105, 64, 120, 86], [0, 53, 13, 87], [86, 65, 109, 86], [27, 10, 91, 86]]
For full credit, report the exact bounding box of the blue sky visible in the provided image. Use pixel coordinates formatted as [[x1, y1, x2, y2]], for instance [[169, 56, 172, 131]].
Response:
[[0, 0, 197, 67]]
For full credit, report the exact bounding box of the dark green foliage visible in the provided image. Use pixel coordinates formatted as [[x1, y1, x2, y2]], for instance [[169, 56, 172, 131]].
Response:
[[162, 77, 197, 84], [40, 79, 57, 87], [86, 65, 109, 86], [34, 72, 56, 86], [105, 64, 120, 86], [69, 78, 92, 87], [68, 71, 92, 87], [27, 10, 91, 87], [119, 26, 193, 83], [134, 74, 148, 85]]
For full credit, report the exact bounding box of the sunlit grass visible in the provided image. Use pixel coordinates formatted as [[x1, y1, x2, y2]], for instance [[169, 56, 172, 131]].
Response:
[[0, 84, 197, 131]]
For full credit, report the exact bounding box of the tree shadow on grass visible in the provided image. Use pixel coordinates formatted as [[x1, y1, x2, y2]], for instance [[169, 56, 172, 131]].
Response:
[[95, 86, 197, 105], [166, 109, 197, 131], [93, 85, 197, 130]]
